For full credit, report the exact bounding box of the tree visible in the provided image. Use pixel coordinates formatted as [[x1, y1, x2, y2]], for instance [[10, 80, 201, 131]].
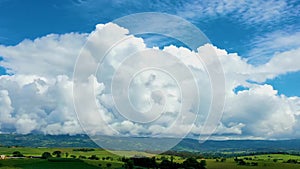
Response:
[[124, 160, 134, 169], [41, 152, 52, 159], [131, 157, 157, 168], [200, 160, 206, 168], [220, 158, 226, 162], [237, 159, 246, 165], [183, 157, 206, 169], [12, 151, 24, 157], [52, 151, 62, 158], [79, 155, 86, 159], [106, 163, 112, 168], [88, 155, 99, 160], [65, 152, 69, 158], [171, 156, 174, 163], [159, 159, 173, 169]]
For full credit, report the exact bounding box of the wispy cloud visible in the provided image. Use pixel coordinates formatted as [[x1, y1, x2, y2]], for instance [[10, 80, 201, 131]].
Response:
[[177, 0, 299, 26], [247, 30, 300, 64], [69, 0, 299, 26]]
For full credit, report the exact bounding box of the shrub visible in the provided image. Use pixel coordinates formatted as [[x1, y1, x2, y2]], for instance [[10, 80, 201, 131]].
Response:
[[41, 152, 52, 159], [70, 155, 76, 158], [106, 163, 112, 167], [12, 151, 24, 157], [79, 155, 86, 159], [88, 155, 99, 160], [52, 151, 62, 158]]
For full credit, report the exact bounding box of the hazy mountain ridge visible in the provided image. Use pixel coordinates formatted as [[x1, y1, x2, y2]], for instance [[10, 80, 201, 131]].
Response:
[[1, 134, 300, 153]]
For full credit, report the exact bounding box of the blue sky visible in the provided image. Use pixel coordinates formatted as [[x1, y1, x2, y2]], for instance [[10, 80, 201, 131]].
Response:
[[0, 0, 300, 139], [0, 0, 299, 96]]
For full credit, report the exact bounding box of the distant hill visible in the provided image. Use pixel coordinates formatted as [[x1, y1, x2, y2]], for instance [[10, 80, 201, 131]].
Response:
[[175, 138, 300, 152], [0, 134, 97, 148], [1, 134, 300, 153]]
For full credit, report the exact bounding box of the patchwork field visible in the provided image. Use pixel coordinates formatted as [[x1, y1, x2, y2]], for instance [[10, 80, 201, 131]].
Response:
[[206, 156, 300, 169], [1, 147, 300, 169]]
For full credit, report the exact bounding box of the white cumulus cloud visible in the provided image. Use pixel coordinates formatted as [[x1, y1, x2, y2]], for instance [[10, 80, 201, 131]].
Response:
[[0, 22, 299, 140]]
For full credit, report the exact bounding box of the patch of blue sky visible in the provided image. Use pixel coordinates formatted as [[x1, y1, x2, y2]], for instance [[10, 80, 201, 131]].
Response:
[[0, 0, 92, 45], [136, 34, 190, 50], [0, 56, 7, 75], [233, 85, 250, 94], [265, 71, 300, 97], [193, 16, 254, 56]]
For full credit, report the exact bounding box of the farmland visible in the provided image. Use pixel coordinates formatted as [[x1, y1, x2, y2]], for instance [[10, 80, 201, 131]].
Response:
[[1, 146, 300, 169], [205, 154, 300, 169]]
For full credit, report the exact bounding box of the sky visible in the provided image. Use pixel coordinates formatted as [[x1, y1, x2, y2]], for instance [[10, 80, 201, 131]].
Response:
[[0, 0, 300, 140]]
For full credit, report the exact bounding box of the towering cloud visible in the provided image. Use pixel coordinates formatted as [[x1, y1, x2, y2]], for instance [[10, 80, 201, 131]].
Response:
[[0, 23, 299, 139]]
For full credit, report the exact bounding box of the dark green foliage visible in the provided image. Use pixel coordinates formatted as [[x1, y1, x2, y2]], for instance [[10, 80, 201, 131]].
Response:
[[41, 152, 52, 159], [131, 157, 156, 168], [12, 151, 24, 157], [52, 150, 62, 158], [182, 157, 206, 169], [79, 155, 87, 159], [65, 152, 69, 158], [286, 159, 298, 164], [121, 156, 207, 169], [106, 163, 112, 167], [159, 159, 174, 169], [200, 160, 206, 167], [88, 155, 99, 160], [244, 157, 252, 160], [124, 159, 134, 169], [234, 157, 259, 166], [237, 159, 246, 165], [159, 159, 183, 169]]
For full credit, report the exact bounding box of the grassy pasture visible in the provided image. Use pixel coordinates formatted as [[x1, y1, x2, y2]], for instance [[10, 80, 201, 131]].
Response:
[[206, 157, 300, 169], [0, 158, 99, 169], [0, 147, 153, 158], [1, 147, 300, 169], [0, 147, 149, 168]]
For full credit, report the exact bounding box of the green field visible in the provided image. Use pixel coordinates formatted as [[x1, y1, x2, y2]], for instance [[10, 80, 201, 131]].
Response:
[[1, 157, 300, 169], [206, 156, 300, 169], [0, 147, 153, 158], [0, 159, 100, 169], [0, 158, 124, 169], [0, 147, 139, 169], [1, 147, 300, 169]]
